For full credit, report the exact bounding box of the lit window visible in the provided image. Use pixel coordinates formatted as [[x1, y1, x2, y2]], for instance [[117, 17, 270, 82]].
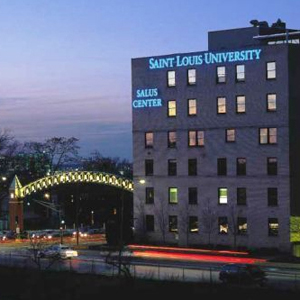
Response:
[[218, 217, 228, 234], [267, 157, 277, 175], [189, 130, 204, 147], [217, 97, 226, 114], [259, 128, 277, 144], [168, 131, 176, 148], [187, 69, 196, 85], [226, 129, 235, 142], [188, 187, 198, 205], [167, 70, 176, 87], [169, 187, 178, 204], [217, 66, 226, 83], [267, 93, 277, 112], [236, 64, 245, 82], [189, 216, 198, 233], [236, 95, 246, 113], [168, 100, 176, 117], [145, 187, 154, 204], [237, 217, 247, 235], [146, 215, 154, 231], [236, 158, 246, 176], [267, 62, 276, 79], [268, 218, 279, 236], [268, 188, 278, 206], [145, 132, 153, 148], [237, 188, 246, 205], [188, 99, 197, 116], [218, 188, 228, 204], [169, 215, 178, 232]]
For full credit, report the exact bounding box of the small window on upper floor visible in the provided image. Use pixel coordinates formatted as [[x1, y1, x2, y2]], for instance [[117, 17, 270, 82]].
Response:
[[267, 62, 276, 80], [236, 95, 246, 113], [167, 70, 176, 87], [217, 66, 226, 83], [145, 132, 153, 148], [217, 97, 226, 114], [168, 100, 176, 117], [236, 64, 245, 82], [188, 99, 197, 116], [187, 68, 196, 85], [267, 93, 277, 112], [168, 131, 176, 148]]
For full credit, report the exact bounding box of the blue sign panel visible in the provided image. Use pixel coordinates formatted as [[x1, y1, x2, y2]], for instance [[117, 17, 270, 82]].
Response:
[[132, 88, 163, 109], [149, 49, 262, 69]]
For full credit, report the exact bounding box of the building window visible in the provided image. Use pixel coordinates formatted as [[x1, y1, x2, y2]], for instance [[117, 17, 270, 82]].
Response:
[[237, 187, 247, 205], [218, 217, 228, 234], [236, 158, 246, 176], [188, 99, 197, 116], [236, 95, 246, 113], [168, 100, 176, 117], [217, 97, 226, 114], [145, 187, 154, 204], [168, 131, 176, 148], [267, 93, 277, 112], [268, 218, 279, 236], [169, 187, 178, 204], [259, 128, 277, 144], [226, 129, 236, 142], [169, 215, 178, 232], [188, 187, 198, 205], [218, 188, 228, 205], [189, 216, 199, 233], [236, 64, 245, 82], [188, 158, 197, 176], [187, 68, 196, 85], [237, 217, 247, 235], [267, 62, 276, 80], [167, 70, 176, 87], [145, 132, 153, 148], [217, 66, 226, 83], [145, 159, 153, 176], [146, 215, 154, 232], [188, 130, 204, 147], [217, 158, 227, 176], [267, 157, 277, 175], [268, 188, 278, 206], [168, 159, 177, 176]]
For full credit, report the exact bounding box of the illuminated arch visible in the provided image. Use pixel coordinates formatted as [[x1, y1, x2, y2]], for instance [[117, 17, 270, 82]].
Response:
[[17, 171, 134, 198]]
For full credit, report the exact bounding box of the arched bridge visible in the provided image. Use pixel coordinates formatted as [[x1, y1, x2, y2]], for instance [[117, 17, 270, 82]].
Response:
[[9, 171, 134, 231]]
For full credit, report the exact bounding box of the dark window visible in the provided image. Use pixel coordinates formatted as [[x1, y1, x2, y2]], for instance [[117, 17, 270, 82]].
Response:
[[236, 158, 246, 175], [236, 64, 245, 82], [267, 93, 277, 112], [168, 100, 176, 117], [145, 187, 154, 204], [188, 158, 197, 176], [188, 99, 197, 116], [236, 95, 246, 113], [169, 187, 178, 204], [187, 68, 196, 85], [167, 70, 176, 87], [268, 218, 279, 236], [188, 187, 198, 205], [218, 216, 228, 234], [217, 97, 226, 114], [267, 62, 276, 80], [259, 128, 277, 144], [169, 215, 178, 232], [168, 131, 177, 148], [188, 130, 204, 147], [237, 217, 247, 235], [168, 159, 177, 176], [217, 66, 226, 83], [145, 159, 153, 176], [146, 215, 154, 231], [237, 188, 247, 205], [226, 129, 236, 142], [267, 157, 277, 175], [189, 216, 198, 233], [217, 158, 227, 176], [145, 132, 153, 148], [268, 188, 278, 206]]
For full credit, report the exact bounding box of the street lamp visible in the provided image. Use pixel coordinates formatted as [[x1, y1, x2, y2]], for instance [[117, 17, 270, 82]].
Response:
[[60, 220, 65, 244], [91, 210, 94, 226]]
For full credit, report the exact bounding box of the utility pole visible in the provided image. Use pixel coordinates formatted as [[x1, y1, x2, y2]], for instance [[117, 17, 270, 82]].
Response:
[[75, 184, 79, 246], [118, 190, 124, 276]]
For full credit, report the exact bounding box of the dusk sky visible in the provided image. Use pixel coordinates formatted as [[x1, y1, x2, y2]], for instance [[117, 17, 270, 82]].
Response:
[[0, 0, 298, 161]]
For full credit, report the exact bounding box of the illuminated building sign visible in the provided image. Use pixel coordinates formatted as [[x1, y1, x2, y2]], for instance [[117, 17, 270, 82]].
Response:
[[149, 49, 262, 69], [132, 88, 162, 109]]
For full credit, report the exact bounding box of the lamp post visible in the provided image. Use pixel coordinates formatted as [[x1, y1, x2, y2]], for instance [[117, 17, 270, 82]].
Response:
[[60, 220, 65, 244], [91, 210, 94, 226]]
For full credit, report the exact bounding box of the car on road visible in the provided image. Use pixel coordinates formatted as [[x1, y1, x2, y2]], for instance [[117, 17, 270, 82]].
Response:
[[219, 263, 267, 286], [37, 244, 78, 259]]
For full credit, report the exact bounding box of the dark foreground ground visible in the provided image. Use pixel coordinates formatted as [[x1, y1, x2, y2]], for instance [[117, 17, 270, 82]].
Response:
[[0, 266, 299, 300]]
